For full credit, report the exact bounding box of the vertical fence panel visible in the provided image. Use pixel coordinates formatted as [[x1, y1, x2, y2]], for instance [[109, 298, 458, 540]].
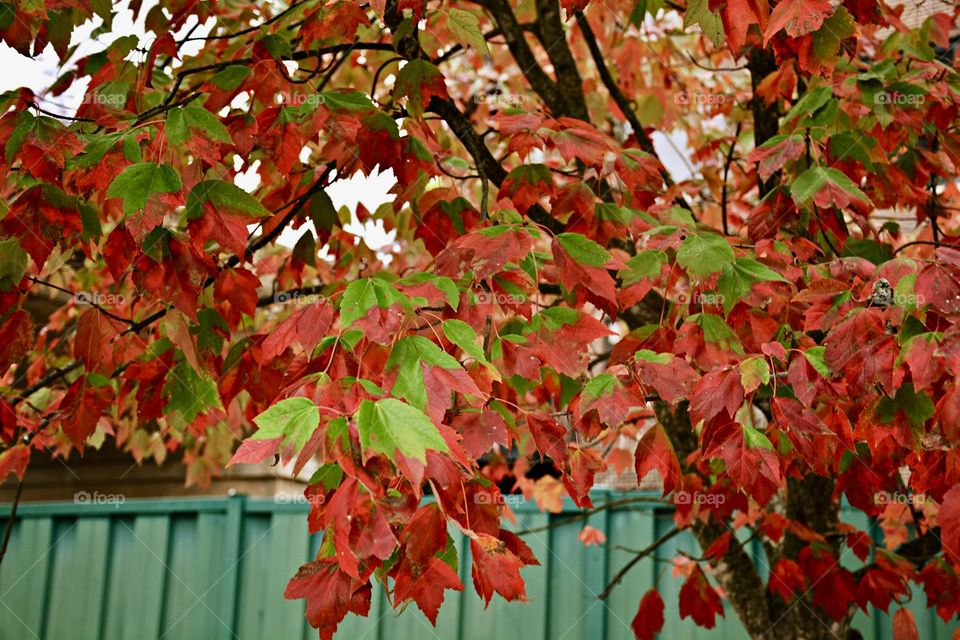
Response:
[[454, 509, 551, 640], [234, 507, 313, 639], [44, 517, 111, 640], [0, 517, 52, 639], [159, 510, 235, 640], [101, 514, 171, 640], [605, 505, 659, 640]]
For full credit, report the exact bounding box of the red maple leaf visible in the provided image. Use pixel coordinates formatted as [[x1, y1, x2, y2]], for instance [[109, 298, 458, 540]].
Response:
[[470, 536, 529, 605], [259, 301, 334, 361], [763, 0, 834, 44], [939, 485, 960, 567], [635, 423, 682, 494], [453, 410, 510, 458], [678, 565, 725, 628], [393, 556, 464, 624], [892, 607, 919, 640], [769, 558, 806, 602], [526, 413, 569, 465], [0, 444, 29, 482], [631, 589, 665, 640], [284, 559, 372, 640]]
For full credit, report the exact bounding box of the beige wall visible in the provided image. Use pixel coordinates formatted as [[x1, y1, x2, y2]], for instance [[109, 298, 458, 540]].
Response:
[[0, 447, 306, 503]]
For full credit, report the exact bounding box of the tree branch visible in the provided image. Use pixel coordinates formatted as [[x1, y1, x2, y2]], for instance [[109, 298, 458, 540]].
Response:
[[721, 122, 743, 235], [573, 11, 697, 213], [747, 49, 781, 197], [652, 400, 776, 638], [0, 474, 24, 570], [478, 0, 563, 113], [535, 0, 588, 120]]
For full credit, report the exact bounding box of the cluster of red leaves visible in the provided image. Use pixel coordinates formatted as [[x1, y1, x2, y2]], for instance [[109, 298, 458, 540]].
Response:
[[1, 0, 960, 638]]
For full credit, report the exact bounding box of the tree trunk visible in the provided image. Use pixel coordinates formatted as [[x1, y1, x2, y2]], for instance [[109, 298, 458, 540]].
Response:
[[652, 401, 857, 640]]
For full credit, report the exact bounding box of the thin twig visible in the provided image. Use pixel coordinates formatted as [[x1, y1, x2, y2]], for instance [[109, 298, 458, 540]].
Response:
[[893, 239, 956, 255], [599, 526, 681, 599], [27, 277, 134, 326], [10, 362, 81, 408], [721, 122, 742, 236], [517, 496, 666, 536], [0, 475, 25, 569], [179, 1, 305, 43], [28, 102, 95, 122]]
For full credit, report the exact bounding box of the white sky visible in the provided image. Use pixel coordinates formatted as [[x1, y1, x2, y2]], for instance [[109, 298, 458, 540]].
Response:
[[0, 2, 692, 253]]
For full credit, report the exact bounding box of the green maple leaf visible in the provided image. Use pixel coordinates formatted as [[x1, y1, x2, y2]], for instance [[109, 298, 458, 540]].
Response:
[[251, 397, 320, 451], [394, 59, 447, 119], [167, 105, 232, 146], [185, 180, 270, 220], [684, 0, 725, 47], [446, 8, 489, 55], [803, 346, 832, 378], [356, 398, 448, 463], [208, 65, 250, 91], [790, 166, 868, 206], [738, 356, 770, 392], [689, 313, 744, 355], [677, 233, 734, 276], [812, 7, 854, 66], [162, 360, 221, 424], [717, 258, 785, 314], [106, 162, 182, 215], [339, 278, 410, 328], [0, 237, 28, 290], [386, 335, 463, 409], [443, 320, 488, 365], [556, 232, 611, 267]]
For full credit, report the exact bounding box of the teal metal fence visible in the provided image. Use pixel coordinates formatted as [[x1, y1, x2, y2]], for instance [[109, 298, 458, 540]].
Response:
[[0, 493, 955, 639]]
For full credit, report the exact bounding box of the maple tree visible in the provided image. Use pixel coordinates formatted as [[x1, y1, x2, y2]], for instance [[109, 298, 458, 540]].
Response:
[[1, 0, 960, 638]]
